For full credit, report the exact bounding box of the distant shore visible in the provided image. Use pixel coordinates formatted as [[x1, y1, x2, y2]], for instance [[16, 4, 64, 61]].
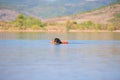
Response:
[[0, 30, 120, 32]]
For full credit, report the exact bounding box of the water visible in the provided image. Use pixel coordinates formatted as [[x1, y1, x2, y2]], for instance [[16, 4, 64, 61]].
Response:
[[0, 32, 120, 80]]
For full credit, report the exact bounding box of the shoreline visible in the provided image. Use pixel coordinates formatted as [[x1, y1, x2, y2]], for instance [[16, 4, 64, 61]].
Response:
[[0, 30, 120, 32]]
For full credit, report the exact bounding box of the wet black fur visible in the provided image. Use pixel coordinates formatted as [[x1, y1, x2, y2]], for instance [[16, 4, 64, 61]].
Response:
[[54, 38, 62, 44]]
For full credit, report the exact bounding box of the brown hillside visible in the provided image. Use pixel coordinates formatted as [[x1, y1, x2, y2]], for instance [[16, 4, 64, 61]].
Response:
[[44, 4, 120, 24], [72, 4, 120, 24], [0, 9, 18, 22]]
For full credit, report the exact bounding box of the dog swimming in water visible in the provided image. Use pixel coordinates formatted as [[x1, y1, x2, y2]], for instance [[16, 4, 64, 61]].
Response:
[[50, 38, 68, 44], [54, 38, 62, 44]]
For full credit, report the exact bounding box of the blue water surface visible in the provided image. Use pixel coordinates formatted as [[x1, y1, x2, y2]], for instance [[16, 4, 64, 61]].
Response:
[[0, 40, 120, 80]]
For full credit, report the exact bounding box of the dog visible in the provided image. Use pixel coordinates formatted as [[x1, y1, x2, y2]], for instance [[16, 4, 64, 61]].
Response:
[[54, 38, 62, 44]]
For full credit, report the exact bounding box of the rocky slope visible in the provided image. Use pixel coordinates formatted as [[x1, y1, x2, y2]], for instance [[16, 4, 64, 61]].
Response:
[[0, 9, 18, 22]]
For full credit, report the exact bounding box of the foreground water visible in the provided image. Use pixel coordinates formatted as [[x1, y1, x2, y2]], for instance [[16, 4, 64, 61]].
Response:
[[0, 32, 120, 80]]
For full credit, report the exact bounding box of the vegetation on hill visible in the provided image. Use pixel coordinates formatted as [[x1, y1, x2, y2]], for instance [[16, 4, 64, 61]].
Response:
[[109, 13, 120, 30], [43, 3, 120, 31], [0, 2, 120, 32], [0, 14, 45, 30]]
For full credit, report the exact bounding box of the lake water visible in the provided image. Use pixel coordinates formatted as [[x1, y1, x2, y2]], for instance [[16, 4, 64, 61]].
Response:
[[0, 32, 120, 80]]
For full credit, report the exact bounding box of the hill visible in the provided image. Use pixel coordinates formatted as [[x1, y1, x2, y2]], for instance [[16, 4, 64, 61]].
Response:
[[0, 0, 117, 19], [43, 3, 120, 31], [71, 3, 120, 24], [0, 9, 18, 22], [0, 0, 120, 31], [44, 3, 120, 24]]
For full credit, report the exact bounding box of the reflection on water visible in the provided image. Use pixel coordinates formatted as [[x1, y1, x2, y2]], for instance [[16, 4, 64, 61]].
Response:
[[0, 32, 120, 40], [0, 32, 120, 80]]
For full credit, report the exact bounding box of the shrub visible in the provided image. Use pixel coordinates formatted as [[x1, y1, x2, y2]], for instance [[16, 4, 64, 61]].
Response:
[[32, 25, 40, 30]]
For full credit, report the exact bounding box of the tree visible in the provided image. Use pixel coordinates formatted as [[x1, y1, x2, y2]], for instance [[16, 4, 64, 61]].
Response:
[[15, 14, 26, 29], [12, 14, 44, 30]]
